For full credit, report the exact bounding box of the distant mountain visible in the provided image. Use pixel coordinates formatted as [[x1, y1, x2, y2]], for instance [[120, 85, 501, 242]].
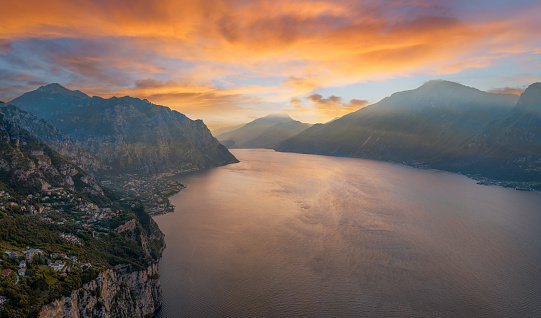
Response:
[[0, 113, 103, 195], [456, 82, 541, 181], [10, 84, 238, 174], [0, 104, 110, 174], [212, 124, 246, 136], [217, 114, 310, 149], [278, 80, 518, 163]]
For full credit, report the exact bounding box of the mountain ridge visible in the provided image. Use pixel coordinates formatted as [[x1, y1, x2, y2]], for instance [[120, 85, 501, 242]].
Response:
[[217, 114, 310, 149], [456, 82, 541, 182], [0, 112, 103, 195], [0, 104, 111, 174], [9, 84, 238, 174], [276, 81, 540, 186], [0, 111, 165, 317]]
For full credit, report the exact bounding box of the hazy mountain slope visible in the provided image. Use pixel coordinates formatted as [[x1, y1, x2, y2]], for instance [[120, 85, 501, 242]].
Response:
[[212, 124, 246, 136], [217, 114, 310, 148], [278, 81, 518, 163], [243, 120, 311, 149], [0, 113, 103, 195], [455, 82, 541, 181], [0, 104, 110, 174], [10, 84, 238, 174]]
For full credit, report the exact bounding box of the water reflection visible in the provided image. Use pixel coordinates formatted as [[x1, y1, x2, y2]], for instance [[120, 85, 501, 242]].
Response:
[[155, 149, 541, 317]]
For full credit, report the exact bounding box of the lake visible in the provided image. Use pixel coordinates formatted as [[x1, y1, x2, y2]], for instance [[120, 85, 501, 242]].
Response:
[[154, 149, 541, 317]]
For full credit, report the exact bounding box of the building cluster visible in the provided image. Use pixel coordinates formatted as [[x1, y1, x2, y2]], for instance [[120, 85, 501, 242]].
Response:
[[0, 189, 70, 214], [47, 253, 87, 272], [1, 248, 92, 286], [0, 186, 124, 235], [59, 233, 83, 245], [75, 202, 120, 223], [22, 248, 44, 262], [101, 174, 184, 214]]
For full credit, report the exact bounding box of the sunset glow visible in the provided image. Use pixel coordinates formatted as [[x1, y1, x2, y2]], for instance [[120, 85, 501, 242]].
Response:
[[1, 0, 540, 129]]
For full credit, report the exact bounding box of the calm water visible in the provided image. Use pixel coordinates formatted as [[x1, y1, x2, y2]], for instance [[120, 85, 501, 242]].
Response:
[[154, 149, 541, 317]]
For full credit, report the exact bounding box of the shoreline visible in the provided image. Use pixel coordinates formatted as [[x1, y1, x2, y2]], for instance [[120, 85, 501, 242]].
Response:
[[269, 149, 541, 193]]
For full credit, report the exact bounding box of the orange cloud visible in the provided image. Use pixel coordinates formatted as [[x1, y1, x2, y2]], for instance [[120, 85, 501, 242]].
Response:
[[438, 59, 492, 74], [488, 87, 524, 96], [283, 76, 321, 95], [2, 1, 536, 73], [1, 0, 541, 126], [291, 94, 368, 121]]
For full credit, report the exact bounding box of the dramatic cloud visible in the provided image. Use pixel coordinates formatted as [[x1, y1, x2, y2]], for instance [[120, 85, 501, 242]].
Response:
[[291, 94, 369, 120], [308, 94, 368, 115], [1, 0, 540, 125], [488, 87, 525, 95]]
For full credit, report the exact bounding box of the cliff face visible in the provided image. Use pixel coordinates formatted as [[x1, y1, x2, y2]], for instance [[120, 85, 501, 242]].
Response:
[[40, 263, 161, 318], [0, 101, 166, 316], [0, 113, 103, 195], [10, 84, 238, 174], [0, 105, 111, 174]]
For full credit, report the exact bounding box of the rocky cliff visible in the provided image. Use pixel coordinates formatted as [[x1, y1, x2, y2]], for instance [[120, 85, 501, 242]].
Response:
[[0, 99, 167, 317], [39, 263, 161, 318], [0, 112, 103, 195], [10, 84, 238, 174], [0, 104, 111, 174]]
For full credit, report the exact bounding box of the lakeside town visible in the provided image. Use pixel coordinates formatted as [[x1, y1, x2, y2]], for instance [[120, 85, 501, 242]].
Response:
[[0, 188, 111, 307], [0, 171, 184, 310], [99, 174, 185, 215]]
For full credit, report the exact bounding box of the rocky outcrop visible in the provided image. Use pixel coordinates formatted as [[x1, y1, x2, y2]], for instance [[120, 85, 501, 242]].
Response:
[[40, 263, 161, 318], [116, 219, 137, 234], [10, 84, 238, 174], [0, 113, 103, 195], [0, 105, 111, 174]]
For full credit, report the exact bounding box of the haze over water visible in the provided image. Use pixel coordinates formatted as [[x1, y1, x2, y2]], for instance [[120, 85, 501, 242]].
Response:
[[154, 149, 541, 317]]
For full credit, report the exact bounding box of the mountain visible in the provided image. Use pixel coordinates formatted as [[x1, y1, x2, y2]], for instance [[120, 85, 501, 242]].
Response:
[[456, 82, 541, 181], [0, 112, 103, 195], [8, 83, 92, 119], [0, 105, 110, 174], [278, 81, 518, 164], [217, 114, 310, 149], [10, 84, 237, 174], [243, 120, 312, 149], [212, 123, 246, 136], [0, 112, 165, 316]]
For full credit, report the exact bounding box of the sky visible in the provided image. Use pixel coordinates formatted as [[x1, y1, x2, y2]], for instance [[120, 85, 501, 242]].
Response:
[[1, 0, 541, 130]]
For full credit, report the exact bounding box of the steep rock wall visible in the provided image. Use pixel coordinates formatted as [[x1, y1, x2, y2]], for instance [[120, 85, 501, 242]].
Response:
[[40, 263, 161, 318]]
